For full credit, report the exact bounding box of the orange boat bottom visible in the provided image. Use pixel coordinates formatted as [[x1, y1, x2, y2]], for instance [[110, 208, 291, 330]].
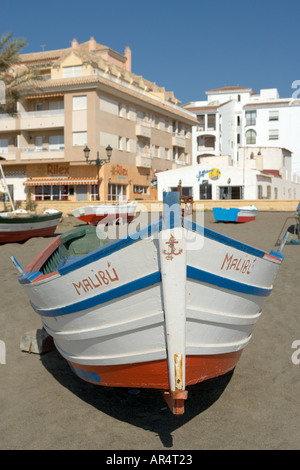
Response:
[[69, 350, 243, 415]]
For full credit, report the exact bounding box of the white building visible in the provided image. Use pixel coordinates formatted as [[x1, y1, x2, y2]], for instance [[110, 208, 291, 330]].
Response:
[[157, 150, 300, 201], [183, 86, 300, 175]]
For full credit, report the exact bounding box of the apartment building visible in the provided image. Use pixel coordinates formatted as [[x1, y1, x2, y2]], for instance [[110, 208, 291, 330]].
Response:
[[0, 37, 197, 203], [183, 86, 300, 175]]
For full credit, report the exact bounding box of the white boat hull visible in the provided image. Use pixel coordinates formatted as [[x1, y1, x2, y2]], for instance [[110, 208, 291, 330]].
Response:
[[16, 194, 282, 414], [71, 202, 137, 225]]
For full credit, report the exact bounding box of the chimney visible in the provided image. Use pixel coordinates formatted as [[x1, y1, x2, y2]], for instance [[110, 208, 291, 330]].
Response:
[[124, 45, 131, 72], [89, 36, 97, 52], [71, 38, 79, 48]]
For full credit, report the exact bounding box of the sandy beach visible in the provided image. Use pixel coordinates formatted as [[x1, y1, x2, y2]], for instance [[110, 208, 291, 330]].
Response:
[[0, 209, 299, 450]]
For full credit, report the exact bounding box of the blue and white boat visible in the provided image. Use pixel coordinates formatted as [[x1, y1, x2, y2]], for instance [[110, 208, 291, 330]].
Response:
[[12, 193, 282, 415], [213, 205, 258, 223]]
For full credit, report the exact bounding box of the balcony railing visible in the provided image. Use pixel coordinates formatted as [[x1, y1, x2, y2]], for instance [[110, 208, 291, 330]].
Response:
[[20, 109, 64, 129], [20, 146, 64, 160], [136, 152, 152, 168], [172, 133, 186, 148], [136, 119, 151, 138]]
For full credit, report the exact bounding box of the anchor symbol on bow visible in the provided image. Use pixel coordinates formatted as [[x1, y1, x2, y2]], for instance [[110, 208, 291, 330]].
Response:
[[163, 234, 183, 260]]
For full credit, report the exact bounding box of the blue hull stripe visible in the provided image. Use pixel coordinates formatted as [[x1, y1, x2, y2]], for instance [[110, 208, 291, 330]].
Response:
[[32, 264, 270, 319], [182, 218, 267, 258], [31, 271, 162, 317], [187, 265, 271, 297], [57, 214, 272, 277]]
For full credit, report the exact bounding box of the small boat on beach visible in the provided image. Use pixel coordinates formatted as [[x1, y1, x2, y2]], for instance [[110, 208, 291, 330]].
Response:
[[0, 209, 62, 243], [213, 205, 258, 223], [71, 201, 137, 226], [12, 192, 283, 415], [0, 162, 62, 243]]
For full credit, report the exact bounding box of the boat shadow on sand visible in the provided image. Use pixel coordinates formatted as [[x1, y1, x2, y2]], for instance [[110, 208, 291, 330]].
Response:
[[40, 347, 233, 448]]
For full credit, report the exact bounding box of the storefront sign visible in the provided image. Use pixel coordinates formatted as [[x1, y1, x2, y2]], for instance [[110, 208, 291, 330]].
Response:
[[47, 164, 70, 176], [111, 165, 128, 178], [196, 168, 221, 182]]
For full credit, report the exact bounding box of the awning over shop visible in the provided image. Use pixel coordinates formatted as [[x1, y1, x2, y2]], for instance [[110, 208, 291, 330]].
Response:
[[23, 177, 99, 186]]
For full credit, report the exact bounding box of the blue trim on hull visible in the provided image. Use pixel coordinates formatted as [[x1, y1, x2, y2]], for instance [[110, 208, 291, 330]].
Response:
[[31, 271, 162, 317], [32, 264, 271, 319], [187, 266, 271, 297]]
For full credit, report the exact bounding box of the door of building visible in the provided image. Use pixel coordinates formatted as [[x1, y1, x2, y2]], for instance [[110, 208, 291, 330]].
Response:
[[76, 185, 87, 201], [199, 183, 212, 199]]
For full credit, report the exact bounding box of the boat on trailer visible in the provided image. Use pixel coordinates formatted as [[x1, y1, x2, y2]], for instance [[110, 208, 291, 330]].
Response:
[[71, 201, 137, 226], [12, 192, 283, 415], [213, 205, 258, 223]]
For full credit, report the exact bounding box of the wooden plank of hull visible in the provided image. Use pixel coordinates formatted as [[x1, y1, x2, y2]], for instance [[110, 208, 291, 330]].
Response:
[[236, 214, 256, 223], [0, 223, 60, 243], [76, 213, 135, 226], [67, 351, 242, 389], [72, 204, 137, 226]]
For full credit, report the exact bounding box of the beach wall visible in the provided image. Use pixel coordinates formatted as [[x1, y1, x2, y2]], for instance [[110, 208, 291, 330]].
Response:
[[0, 199, 299, 216]]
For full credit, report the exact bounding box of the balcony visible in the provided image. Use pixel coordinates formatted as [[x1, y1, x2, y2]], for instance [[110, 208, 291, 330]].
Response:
[[197, 135, 216, 154], [136, 152, 152, 168], [136, 119, 151, 138], [0, 114, 18, 131], [0, 147, 17, 160], [172, 133, 186, 148], [20, 109, 64, 130], [172, 159, 186, 168], [20, 146, 64, 161]]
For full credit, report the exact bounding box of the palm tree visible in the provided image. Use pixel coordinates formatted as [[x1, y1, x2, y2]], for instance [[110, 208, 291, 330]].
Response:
[[0, 33, 40, 114]]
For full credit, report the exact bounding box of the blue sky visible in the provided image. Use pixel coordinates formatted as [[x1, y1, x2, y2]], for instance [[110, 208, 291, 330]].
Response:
[[1, 0, 300, 104]]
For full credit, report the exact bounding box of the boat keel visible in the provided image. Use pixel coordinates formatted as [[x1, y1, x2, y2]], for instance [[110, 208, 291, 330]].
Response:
[[163, 389, 188, 415]]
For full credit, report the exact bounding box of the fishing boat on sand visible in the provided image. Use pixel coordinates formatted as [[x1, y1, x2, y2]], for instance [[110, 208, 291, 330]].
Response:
[[213, 205, 258, 223], [12, 192, 283, 415], [0, 163, 62, 243], [0, 209, 62, 243], [71, 201, 137, 226]]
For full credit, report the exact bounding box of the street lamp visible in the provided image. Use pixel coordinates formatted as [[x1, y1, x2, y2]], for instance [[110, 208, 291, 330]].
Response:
[[83, 145, 112, 200]]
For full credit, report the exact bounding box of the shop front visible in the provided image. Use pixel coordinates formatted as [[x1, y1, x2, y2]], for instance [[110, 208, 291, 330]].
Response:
[[24, 161, 158, 202], [23, 163, 99, 202]]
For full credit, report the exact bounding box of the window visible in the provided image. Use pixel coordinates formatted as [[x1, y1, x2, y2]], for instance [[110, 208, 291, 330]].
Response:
[[245, 110, 256, 126], [49, 135, 64, 150], [73, 132, 87, 146], [133, 185, 148, 194], [73, 95, 87, 110], [269, 129, 279, 140], [258, 185, 263, 199], [49, 100, 64, 110], [108, 183, 127, 201], [35, 136, 43, 148], [246, 129, 256, 144], [35, 103, 43, 111], [0, 138, 8, 153], [34, 185, 69, 201], [269, 110, 279, 121], [63, 65, 83, 78], [90, 184, 99, 201]]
